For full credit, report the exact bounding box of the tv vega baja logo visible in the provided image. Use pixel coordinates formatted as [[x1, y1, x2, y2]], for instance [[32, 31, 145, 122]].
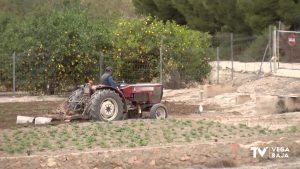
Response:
[[250, 147, 289, 158]]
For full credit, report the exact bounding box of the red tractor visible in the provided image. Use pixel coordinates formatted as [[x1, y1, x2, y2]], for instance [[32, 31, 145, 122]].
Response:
[[66, 82, 168, 121]]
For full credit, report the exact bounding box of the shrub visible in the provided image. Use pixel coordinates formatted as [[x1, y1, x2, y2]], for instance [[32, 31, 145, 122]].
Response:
[[0, 3, 109, 93], [105, 16, 212, 83], [0, 6, 212, 93]]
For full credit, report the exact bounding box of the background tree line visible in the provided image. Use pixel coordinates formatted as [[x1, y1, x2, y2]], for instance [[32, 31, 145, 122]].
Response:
[[0, 0, 211, 93], [1, 0, 299, 93], [133, 0, 300, 34], [3, 0, 299, 35], [133, 0, 300, 65]]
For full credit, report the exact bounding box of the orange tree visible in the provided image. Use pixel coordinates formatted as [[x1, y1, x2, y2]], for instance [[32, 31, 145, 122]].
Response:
[[1, 8, 211, 93], [105, 16, 212, 83], [0, 4, 110, 93]]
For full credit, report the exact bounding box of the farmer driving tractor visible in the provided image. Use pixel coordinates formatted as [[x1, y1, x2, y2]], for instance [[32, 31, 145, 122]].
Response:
[[101, 66, 117, 89], [17, 66, 167, 123]]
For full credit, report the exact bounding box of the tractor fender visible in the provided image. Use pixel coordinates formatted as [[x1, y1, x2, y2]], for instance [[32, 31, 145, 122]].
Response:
[[95, 86, 128, 113]]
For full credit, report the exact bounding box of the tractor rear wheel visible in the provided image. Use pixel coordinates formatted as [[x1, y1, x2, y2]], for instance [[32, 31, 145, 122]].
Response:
[[150, 103, 168, 119], [86, 89, 124, 121]]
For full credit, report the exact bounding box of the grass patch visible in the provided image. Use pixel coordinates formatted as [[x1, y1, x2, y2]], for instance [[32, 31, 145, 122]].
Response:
[[0, 119, 298, 155]]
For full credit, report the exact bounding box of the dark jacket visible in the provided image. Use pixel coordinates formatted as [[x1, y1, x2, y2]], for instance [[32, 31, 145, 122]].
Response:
[[101, 72, 117, 88]]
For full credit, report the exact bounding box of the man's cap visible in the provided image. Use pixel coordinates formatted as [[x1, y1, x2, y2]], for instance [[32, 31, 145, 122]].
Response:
[[105, 66, 112, 72]]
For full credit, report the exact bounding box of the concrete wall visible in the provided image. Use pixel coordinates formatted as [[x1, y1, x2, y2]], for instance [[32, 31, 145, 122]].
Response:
[[210, 61, 300, 78], [210, 61, 274, 73], [256, 95, 300, 114], [211, 61, 300, 73], [204, 84, 236, 98]]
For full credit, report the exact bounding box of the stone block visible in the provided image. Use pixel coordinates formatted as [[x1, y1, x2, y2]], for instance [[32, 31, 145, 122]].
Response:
[[204, 84, 236, 98], [236, 94, 252, 104], [256, 95, 300, 114]]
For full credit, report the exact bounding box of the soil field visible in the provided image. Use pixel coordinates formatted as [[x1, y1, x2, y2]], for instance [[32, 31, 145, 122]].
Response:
[[0, 100, 300, 169], [1, 72, 300, 168], [0, 101, 197, 129], [0, 102, 62, 129], [1, 118, 299, 156]]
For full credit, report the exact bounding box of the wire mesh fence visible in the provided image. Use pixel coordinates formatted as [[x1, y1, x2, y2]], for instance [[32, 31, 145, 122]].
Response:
[[277, 30, 300, 70], [0, 32, 273, 95], [213, 31, 270, 62]]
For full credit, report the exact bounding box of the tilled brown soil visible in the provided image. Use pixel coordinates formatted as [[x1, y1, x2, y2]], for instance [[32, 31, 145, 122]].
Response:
[[0, 101, 300, 169], [0, 101, 62, 129], [0, 101, 198, 129], [164, 101, 199, 116]]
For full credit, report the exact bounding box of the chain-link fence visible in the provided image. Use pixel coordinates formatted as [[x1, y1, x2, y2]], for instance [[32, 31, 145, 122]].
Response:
[[211, 29, 273, 84], [214, 29, 272, 62], [0, 52, 102, 96], [277, 30, 300, 70], [0, 31, 274, 95]]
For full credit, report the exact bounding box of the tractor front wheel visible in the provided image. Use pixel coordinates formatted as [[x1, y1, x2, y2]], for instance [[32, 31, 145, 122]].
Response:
[[150, 103, 168, 119], [86, 89, 124, 121]]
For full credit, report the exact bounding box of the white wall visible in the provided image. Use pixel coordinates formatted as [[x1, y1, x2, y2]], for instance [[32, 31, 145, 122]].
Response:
[[210, 61, 300, 78]]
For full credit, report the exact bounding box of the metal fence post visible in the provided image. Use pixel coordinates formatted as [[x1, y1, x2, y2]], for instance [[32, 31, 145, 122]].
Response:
[[159, 36, 164, 84], [273, 26, 277, 73], [277, 21, 281, 68], [12, 52, 16, 97], [269, 26, 272, 72], [230, 33, 234, 80], [217, 47, 220, 84], [99, 52, 104, 82], [258, 44, 270, 78]]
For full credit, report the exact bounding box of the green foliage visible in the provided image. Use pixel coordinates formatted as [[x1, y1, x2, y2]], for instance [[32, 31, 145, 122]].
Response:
[[132, 0, 185, 24], [0, 2, 211, 92], [240, 32, 269, 62], [105, 16, 211, 83], [133, 0, 252, 33], [85, 0, 135, 20], [172, 0, 218, 32], [278, 0, 300, 29], [133, 0, 300, 34], [0, 2, 110, 93], [1, 119, 298, 154], [237, 0, 280, 34], [0, 13, 25, 90], [202, 0, 251, 33], [0, 0, 135, 20]]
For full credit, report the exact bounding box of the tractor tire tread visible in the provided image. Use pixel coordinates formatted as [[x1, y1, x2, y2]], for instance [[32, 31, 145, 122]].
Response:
[[150, 103, 168, 119], [86, 89, 124, 121]]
